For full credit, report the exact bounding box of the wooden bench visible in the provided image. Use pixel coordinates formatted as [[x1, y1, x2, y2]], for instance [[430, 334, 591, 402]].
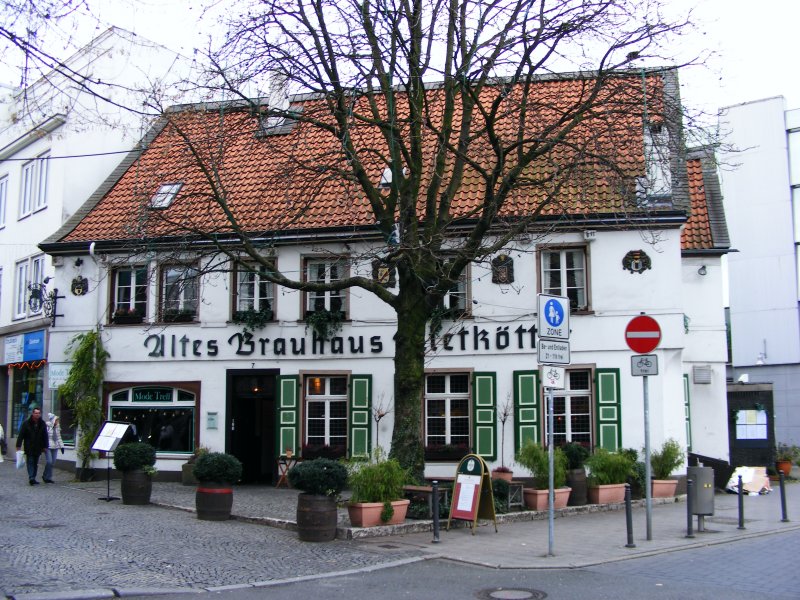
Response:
[[403, 484, 450, 518]]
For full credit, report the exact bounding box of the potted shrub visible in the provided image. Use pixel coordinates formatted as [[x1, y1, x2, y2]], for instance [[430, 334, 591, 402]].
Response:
[[585, 449, 634, 504], [650, 438, 684, 497], [113, 442, 156, 505], [491, 465, 514, 482], [775, 444, 799, 477], [193, 452, 243, 521], [516, 441, 570, 510], [288, 458, 348, 541], [346, 456, 411, 527], [182, 446, 209, 486], [562, 442, 589, 506]]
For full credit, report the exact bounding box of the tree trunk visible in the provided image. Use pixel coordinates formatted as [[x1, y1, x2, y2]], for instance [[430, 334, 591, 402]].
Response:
[[389, 281, 431, 481]]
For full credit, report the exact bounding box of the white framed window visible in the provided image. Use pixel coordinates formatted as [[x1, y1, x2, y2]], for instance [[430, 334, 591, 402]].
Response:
[[540, 247, 588, 310], [234, 264, 274, 316], [424, 372, 471, 447], [19, 152, 49, 217], [438, 266, 469, 317], [304, 259, 346, 315], [0, 175, 8, 227], [161, 264, 199, 322], [150, 183, 183, 209], [544, 369, 593, 447], [304, 375, 348, 450], [112, 266, 148, 322], [109, 386, 197, 453], [13, 255, 44, 319]]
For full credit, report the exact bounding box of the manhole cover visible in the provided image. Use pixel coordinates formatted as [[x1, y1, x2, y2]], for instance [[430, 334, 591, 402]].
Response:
[[379, 544, 400, 549], [476, 588, 547, 600]]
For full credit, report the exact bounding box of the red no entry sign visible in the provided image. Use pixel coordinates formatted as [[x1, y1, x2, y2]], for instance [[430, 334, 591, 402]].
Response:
[[625, 315, 661, 354]]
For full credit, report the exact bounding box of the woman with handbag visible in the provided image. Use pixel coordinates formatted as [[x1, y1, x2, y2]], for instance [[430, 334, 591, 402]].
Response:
[[43, 413, 64, 484]]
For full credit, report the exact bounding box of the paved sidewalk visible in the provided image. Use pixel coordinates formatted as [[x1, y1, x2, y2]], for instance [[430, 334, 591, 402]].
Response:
[[62, 466, 800, 555]]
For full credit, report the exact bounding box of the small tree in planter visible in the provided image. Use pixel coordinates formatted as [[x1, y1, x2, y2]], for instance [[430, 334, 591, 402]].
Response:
[[492, 395, 514, 481], [650, 439, 684, 497], [113, 442, 157, 505], [562, 442, 590, 506], [516, 441, 570, 510], [193, 452, 243, 521], [288, 458, 348, 541], [585, 449, 634, 504], [347, 454, 410, 527]]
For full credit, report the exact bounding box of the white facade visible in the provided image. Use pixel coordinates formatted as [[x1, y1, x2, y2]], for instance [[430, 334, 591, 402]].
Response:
[[719, 97, 800, 445], [44, 224, 731, 479], [0, 29, 192, 443]]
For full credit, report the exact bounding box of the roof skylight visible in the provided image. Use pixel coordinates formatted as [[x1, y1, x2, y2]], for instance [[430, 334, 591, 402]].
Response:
[[150, 183, 183, 208]]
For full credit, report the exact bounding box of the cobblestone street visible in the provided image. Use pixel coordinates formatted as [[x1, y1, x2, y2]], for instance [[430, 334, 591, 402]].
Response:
[[0, 462, 422, 598]]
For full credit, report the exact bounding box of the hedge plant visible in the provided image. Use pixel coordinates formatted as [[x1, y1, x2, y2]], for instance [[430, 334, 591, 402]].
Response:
[[113, 442, 156, 472], [192, 452, 243, 484], [585, 449, 634, 486], [287, 458, 347, 496]]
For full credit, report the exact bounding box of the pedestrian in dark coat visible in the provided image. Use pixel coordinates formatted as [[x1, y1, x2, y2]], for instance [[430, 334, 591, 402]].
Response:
[[16, 408, 48, 485]]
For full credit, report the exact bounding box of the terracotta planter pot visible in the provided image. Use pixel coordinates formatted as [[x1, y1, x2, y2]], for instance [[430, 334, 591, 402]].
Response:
[[776, 460, 793, 477], [523, 487, 571, 511], [347, 499, 411, 527], [196, 482, 234, 521], [587, 483, 627, 504], [492, 470, 514, 482], [651, 479, 678, 498], [121, 470, 152, 505]]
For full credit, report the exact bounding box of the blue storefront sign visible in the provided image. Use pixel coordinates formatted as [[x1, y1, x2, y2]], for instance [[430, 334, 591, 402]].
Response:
[[23, 330, 45, 361]]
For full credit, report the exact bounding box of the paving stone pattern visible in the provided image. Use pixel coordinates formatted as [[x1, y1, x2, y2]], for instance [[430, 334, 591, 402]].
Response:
[[0, 462, 420, 598]]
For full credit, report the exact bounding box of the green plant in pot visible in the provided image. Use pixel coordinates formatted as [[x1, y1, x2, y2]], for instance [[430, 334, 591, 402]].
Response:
[[346, 453, 411, 527], [585, 449, 634, 504], [650, 438, 684, 497], [515, 441, 570, 510], [193, 452, 243, 521], [562, 442, 590, 506], [113, 442, 157, 505], [288, 458, 348, 541], [775, 443, 800, 477]]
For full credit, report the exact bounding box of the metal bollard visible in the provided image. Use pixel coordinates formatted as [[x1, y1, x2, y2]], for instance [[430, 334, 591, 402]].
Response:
[[431, 480, 441, 543], [737, 474, 746, 530], [685, 478, 695, 538], [624, 483, 636, 548], [779, 472, 789, 523]]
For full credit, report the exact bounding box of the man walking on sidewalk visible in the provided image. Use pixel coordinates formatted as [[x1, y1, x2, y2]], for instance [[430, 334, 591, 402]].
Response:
[[16, 408, 48, 485]]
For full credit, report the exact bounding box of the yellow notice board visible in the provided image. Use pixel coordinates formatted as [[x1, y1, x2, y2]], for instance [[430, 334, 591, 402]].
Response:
[[446, 453, 497, 534]]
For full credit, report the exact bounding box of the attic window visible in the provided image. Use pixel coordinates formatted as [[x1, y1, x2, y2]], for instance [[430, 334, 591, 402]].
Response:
[[257, 106, 303, 137], [150, 183, 183, 209], [379, 167, 392, 189]]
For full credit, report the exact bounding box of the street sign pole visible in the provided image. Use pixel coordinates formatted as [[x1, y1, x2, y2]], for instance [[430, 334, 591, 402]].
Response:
[[547, 386, 555, 557], [643, 374, 652, 541]]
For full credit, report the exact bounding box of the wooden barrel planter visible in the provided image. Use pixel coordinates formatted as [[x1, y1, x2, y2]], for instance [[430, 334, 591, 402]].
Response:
[[566, 468, 587, 506], [296, 493, 338, 541], [196, 482, 234, 520], [121, 470, 152, 505]]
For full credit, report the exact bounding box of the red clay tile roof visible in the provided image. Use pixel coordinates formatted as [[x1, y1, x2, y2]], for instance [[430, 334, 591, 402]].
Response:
[[56, 74, 675, 245], [682, 158, 713, 250]]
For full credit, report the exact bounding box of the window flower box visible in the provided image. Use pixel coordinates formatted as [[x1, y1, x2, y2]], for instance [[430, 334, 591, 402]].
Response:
[[424, 444, 471, 462], [112, 309, 144, 325], [163, 309, 195, 323], [301, 444, 347, 460]]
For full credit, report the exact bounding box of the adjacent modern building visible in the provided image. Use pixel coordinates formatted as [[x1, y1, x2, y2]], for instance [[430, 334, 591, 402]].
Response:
[[0, 28, 191, 444], [718, 97, 800, 446], [37, 70, 731, 481]]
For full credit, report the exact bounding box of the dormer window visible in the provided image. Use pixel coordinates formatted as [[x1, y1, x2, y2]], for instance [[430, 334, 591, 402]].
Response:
[[150, 183, 183, 209]]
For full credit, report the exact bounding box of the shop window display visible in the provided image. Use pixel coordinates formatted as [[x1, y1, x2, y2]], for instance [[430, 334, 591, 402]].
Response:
[[109, 387, 195, 453]]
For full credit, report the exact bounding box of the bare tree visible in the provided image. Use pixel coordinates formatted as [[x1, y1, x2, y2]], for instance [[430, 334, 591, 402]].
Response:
[[48, 0, 697, 479]]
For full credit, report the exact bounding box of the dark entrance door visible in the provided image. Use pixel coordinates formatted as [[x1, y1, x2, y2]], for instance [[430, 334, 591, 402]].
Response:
[[226, 370, 277, 484]]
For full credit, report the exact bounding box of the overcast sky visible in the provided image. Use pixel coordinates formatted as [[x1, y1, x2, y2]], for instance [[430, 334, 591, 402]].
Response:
[[73, 0, 800, 116]]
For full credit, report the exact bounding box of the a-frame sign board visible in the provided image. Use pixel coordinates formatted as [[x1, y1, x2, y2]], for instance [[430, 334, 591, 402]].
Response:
[[446, 453, 497, 534]]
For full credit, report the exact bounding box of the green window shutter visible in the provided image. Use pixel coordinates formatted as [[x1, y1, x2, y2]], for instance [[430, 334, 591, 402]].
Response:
[[473, 372, 496, 460], [349, 374, 372, 459], [277, 375, 300, 456], [683, 374, 692, 451], [595, 368, 621, 451], [514, 370, 540, 451]]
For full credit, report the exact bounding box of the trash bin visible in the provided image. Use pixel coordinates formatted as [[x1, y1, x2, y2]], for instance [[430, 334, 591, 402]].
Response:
[[687, 466, 714, 515]]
